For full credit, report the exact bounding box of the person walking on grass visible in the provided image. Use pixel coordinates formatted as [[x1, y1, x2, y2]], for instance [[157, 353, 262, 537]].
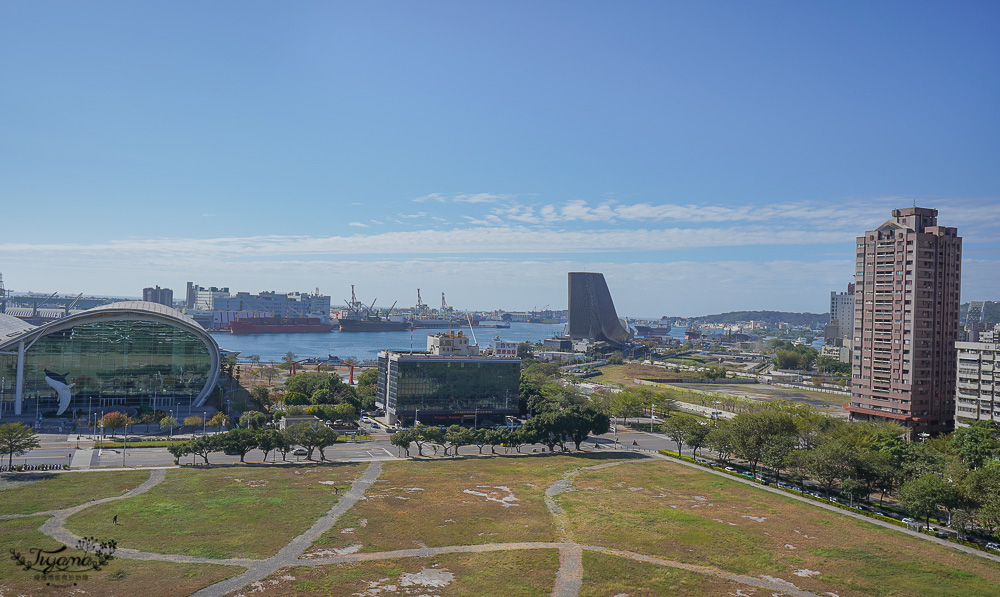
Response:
[[112, 515, 119, 525]]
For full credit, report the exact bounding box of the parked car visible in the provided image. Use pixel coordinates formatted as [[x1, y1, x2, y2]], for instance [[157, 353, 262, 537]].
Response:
[[292, 447, 308, 456], [902, 517, 916, 524], [724, 467, 735, 472], [985, 542, 1000, 551]]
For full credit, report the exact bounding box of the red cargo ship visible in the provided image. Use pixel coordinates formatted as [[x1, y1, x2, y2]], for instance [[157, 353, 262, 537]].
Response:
[[229, 317, 335, 334]]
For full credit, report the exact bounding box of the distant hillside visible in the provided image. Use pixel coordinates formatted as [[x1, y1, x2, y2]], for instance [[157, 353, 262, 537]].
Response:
[[961, 301, 1000, 327], [662, 311, 829, 328]]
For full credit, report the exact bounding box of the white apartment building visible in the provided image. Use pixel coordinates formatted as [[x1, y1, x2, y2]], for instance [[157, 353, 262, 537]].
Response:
[[955, 324, 999, 426]]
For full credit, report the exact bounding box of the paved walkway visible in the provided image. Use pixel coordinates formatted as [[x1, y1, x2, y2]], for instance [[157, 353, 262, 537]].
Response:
[[189, 460, 383, 597]]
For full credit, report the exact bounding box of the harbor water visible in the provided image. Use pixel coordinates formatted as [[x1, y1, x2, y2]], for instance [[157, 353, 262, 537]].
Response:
[[212, 321, 566, 362]]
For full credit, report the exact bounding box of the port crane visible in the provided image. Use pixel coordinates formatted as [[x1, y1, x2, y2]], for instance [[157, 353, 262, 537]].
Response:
[[32, 291, 59, 318], [63, 293, 83, 315]]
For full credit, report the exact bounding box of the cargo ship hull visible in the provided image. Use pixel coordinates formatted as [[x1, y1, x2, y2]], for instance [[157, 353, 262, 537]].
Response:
[[230, 317, 335, 334]]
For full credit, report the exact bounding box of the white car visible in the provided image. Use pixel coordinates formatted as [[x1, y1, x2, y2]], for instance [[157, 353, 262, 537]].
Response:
[[292, 448, 308, 456]]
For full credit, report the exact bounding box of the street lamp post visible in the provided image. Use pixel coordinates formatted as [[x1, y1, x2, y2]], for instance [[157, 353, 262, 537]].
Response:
[[650, 403, 656, 432], [169, 409, 173, 439]]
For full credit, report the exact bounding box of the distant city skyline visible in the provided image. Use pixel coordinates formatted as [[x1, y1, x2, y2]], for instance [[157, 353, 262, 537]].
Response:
[[2, 2, 997, 316]]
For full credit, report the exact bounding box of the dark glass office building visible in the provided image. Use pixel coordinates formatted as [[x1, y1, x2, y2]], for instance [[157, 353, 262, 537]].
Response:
[[377, 352, 520, 426], [0, 301, 220, 416]]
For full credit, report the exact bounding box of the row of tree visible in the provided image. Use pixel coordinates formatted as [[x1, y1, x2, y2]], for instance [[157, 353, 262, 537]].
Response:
[[166, 423, 339, 464], [656, 402, 1000, 539], [387, 404, 611, 457]]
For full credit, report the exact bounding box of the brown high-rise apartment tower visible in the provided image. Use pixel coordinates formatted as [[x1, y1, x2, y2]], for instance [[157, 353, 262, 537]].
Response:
[[847, 207, 962, 435]]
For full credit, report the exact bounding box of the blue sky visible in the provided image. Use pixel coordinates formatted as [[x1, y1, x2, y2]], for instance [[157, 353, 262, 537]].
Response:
[[2, 1, 998, 316]]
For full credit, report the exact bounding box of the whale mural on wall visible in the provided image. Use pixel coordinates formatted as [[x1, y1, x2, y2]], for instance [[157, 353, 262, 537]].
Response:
[[43, 369, 75, 416]]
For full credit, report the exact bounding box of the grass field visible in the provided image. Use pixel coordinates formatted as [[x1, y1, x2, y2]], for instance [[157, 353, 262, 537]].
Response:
[[560, 459, 1000, 596], [8, 451, 1000, 595], [250, 550, 559, 596], [0, 470, 150, 515], [0, 516, 242, 597], [64, 463, 364, 559], [309, 454, 636, 555], [685, 382, 849, 408], [579, 550, 749, 597]]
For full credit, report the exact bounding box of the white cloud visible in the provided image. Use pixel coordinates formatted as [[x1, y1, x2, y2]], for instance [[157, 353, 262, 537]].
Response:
[[481, 197, 1000, 232], [412, 193, 445, 203], [413, 192, 515, 204], [0, 225, 855, 259], [452, 193, 514, 204]]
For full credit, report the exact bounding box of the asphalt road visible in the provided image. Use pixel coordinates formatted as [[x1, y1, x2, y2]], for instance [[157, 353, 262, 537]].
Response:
[[8, 422, 685, 469]]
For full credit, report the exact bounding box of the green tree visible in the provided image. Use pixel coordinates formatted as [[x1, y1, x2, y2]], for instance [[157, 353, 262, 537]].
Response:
[[284, 423, 338, 460], [798, 438, 853, 498], [167, 441, 189, 465], [700, 366, 727, 381], [0, 422, 41, 468], [256, 429, 283, 461], [706, 423, 734, 462], [239, 411, 267, 430], [445, 425, 472, 457], [284, 392, 310, 406], [660, 414, 698, 455], [390, 428, 416, 457], [356, 367, 379, 410], [950, 421, 1000, 470], [159, 416, 179, 435], [184, 415, 204, 434], [102, 412, 131, 437], [610, 390, 644, 425], [729, 410, 797, 476], [525, 404, 609, 451], [686, 421, 711, 458], [222, 428, 259, 463], [898, 474, 954, 530], [280, 351, 298, 370], [188, 434, 223, 465], [311, 389, 336, 404], [261, 366, 280, 384], [420, 425, 446, 456], [250, 386, 273, 408], [516, 342, 534, 359], [208, 412, 229, 433], [469, 428, 490, 454]]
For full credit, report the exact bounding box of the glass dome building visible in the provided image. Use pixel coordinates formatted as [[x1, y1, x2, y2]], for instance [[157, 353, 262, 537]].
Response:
[[0, 301, 220, 416]]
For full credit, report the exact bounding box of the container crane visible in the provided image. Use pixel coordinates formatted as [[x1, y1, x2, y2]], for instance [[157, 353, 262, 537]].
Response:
[[64, 293, 83, 316]]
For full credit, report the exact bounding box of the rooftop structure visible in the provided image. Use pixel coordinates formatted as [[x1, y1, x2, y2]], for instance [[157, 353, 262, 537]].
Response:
[[426, 331, 479, 356]]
